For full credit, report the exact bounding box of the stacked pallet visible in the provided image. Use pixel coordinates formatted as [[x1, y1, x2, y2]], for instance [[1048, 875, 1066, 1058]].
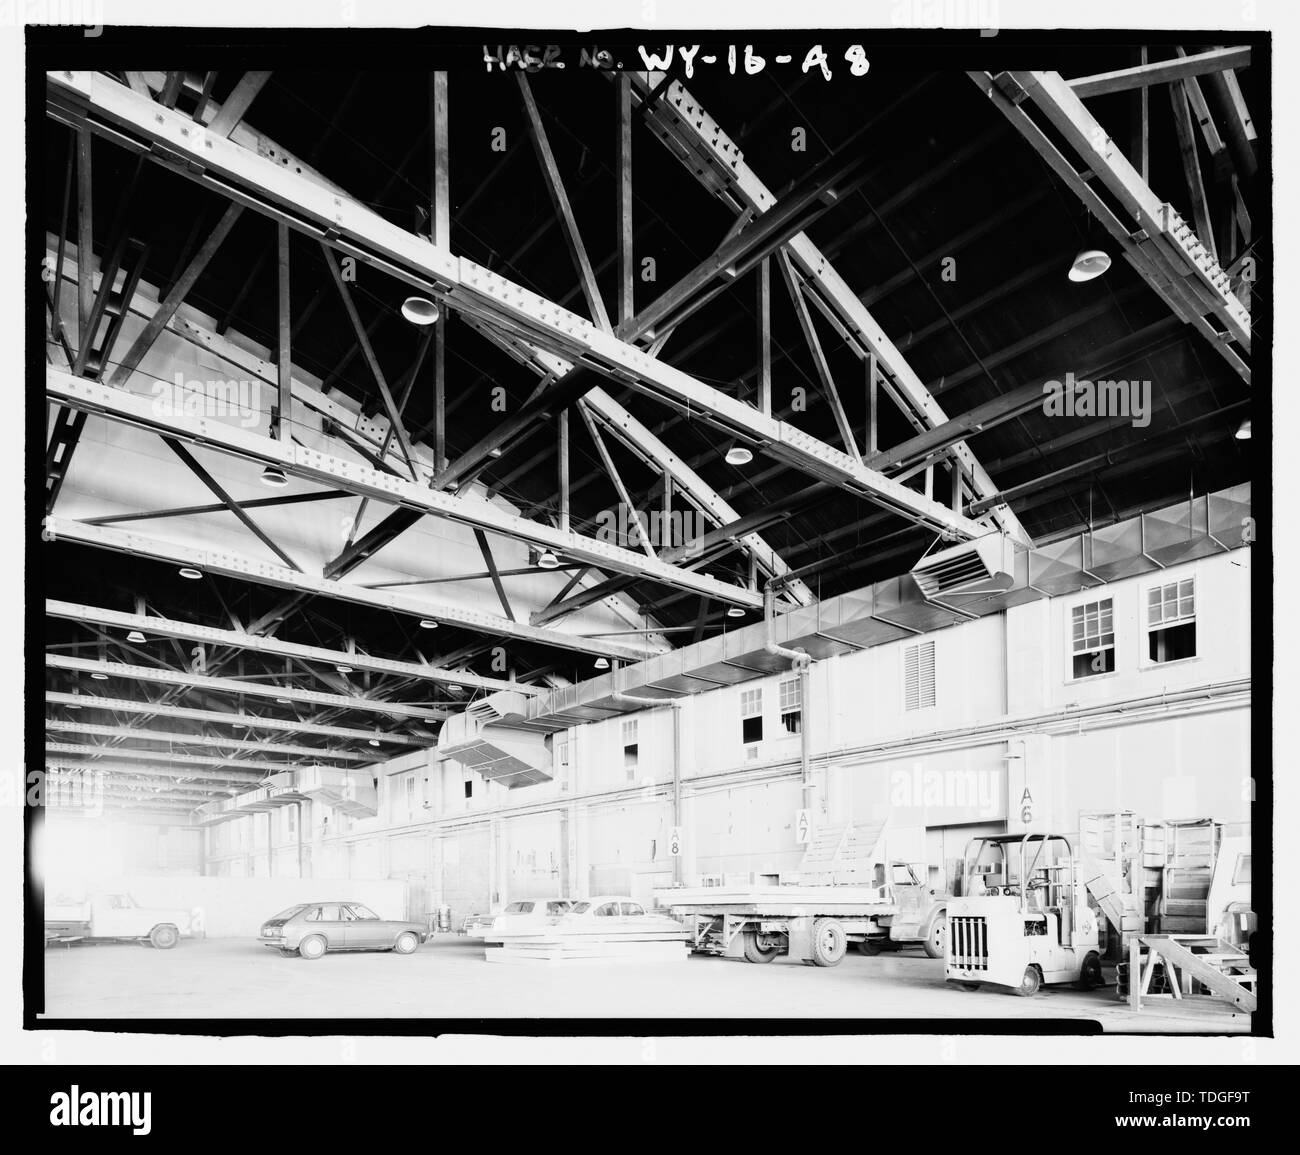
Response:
[[485, 929, 689, 965]]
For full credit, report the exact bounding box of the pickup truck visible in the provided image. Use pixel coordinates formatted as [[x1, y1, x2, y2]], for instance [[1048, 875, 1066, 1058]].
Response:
[[44, 892, 194, 949]]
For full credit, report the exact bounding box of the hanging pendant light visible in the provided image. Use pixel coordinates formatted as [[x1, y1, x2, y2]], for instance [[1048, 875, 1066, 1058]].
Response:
[[537, 549, 560, 570], [724, 443, 753, 466], [401, 296, 440, 325], [1235, 419, 1252, 440], [126, 630, 146, 644], [260, 465, 289, 488], [1068, 249, 1112, 282], [594, 657, 609, 670]]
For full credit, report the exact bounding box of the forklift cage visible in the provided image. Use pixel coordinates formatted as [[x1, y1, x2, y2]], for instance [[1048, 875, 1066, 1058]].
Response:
[[961, 834, 1079, 916]]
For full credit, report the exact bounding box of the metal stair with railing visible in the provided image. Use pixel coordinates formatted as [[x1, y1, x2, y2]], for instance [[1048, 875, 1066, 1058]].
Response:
[[1132, 934, 1257, 1013]]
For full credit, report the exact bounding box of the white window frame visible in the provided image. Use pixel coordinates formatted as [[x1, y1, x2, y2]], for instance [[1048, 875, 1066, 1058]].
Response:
[[621, 719, 639, 777], [1068, 597, 1115, 680], [1145, 578, 1197, 665], [778, 676, 802, 735], [740, 686, 764, 753]]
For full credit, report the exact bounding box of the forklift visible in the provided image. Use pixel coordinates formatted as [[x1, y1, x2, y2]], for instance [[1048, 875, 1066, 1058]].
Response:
[[945, 833, 1103, 996]]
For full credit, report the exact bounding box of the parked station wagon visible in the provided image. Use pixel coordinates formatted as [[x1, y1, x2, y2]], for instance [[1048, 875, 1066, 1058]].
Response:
[[259, 902, 428, 959]]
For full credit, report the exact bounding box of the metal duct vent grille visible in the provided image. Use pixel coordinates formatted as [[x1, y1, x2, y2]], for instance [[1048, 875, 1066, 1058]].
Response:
[[464, 690, 533, 725], [910, 534, 1014, 599]]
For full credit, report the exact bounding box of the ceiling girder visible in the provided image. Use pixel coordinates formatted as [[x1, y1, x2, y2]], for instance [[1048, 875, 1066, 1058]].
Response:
[[46, 70, 989, 544]]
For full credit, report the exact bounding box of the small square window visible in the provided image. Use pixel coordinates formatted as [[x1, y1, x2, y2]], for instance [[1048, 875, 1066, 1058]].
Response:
[[1147, 579, 1196, 663], [1070, 599, 1115, 679]]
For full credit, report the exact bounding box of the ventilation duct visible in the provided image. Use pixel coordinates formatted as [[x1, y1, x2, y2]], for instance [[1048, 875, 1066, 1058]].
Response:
[[438, 690, 553, 788], [910, 532, 1016, 599]]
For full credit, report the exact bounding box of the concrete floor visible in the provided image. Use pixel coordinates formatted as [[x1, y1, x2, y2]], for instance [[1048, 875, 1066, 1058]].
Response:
[[40, 935, 1249, 1032]]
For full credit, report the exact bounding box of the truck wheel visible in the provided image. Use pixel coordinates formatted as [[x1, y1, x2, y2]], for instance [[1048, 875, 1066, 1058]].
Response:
[[298, 935, 327, 960], [1015, 965, 1042, 997], [149, 925, 179, 950], [809, 919, 847, 967], [1075, 951, 1103, 990], [922, 914, 948, 959], [393, 932, 419, 955], [742, 932, 779, 964]]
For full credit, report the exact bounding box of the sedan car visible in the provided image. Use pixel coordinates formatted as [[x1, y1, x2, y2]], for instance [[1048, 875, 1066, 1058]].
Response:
[[259, 902, 428, 959], [463, 898, 573, 941], [543, 896, 686, 937]]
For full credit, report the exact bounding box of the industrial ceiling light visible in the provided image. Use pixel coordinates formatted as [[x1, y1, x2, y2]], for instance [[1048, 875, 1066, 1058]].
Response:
[[336, 664, 354, 674], [724, 443, 753, 466], [594, 657, 610, 670], [1067, 249, 1111, 282], [726, 605, 746, 618], [1235, 419, 1252, 440], [368, 734, 381, 747], [260, 464, 289, 488], [537, 549, 560, 570], [178, 566, 203, 580], [126, 630, 146, 643], [488, 447, 503, 458], [418, 618, 438, 629], [400, 296, 440, 326], [90, 671, 108, 680], [275, 696, 292, 705]]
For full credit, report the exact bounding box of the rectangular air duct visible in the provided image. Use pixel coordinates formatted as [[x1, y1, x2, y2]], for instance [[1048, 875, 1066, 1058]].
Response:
[[438, 690, 554, 788]]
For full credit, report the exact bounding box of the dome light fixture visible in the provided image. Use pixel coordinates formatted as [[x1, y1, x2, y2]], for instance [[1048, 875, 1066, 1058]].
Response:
[[1235, 419, 1252, 440], [275, 696, 293, 706], [336, 664, 354, 674], [418, 618, 438, 630], [537, 549, 560, 570], [726, 605, 747, 619], [724, 443, 753, 466], [260, 464, 289, 488], [178, 566, 203, 580], [90, 671, 109, 680], [368, 735, 381, 747], [400, 296, 440, 326], [594, 657, 610, 670], [126, 630, 146, 644], [1068, 249, 1112, 282]]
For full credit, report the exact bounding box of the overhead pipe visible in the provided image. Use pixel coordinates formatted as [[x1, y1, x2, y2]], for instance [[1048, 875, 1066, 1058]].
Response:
[[613, 689, 685, 884], [764, 580, 816, 821]]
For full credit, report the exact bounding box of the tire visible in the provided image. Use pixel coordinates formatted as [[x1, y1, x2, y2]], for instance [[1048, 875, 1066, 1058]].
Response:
[[742, 932, 779, 964], [1075, 951, 1103, 990], [809, 919, 848, 967], [298, 934, 327, 960], [149, 924, 179, 950], [953, 980, 982, 992], [922, 914, 948, 959], [1015, 965, 1042, 997], [393, 932, 419, 955]]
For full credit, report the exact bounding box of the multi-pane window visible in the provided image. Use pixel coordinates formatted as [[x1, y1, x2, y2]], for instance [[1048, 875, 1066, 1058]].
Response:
[[1147, 578, 1196, 663], [1070, 598, 1115, 678], [556, 738, 571, 790], [904, 640, 937, 709], [779, 677, 802, 735], [622, 719, 639, 777], [740, 687, 764, 747]]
